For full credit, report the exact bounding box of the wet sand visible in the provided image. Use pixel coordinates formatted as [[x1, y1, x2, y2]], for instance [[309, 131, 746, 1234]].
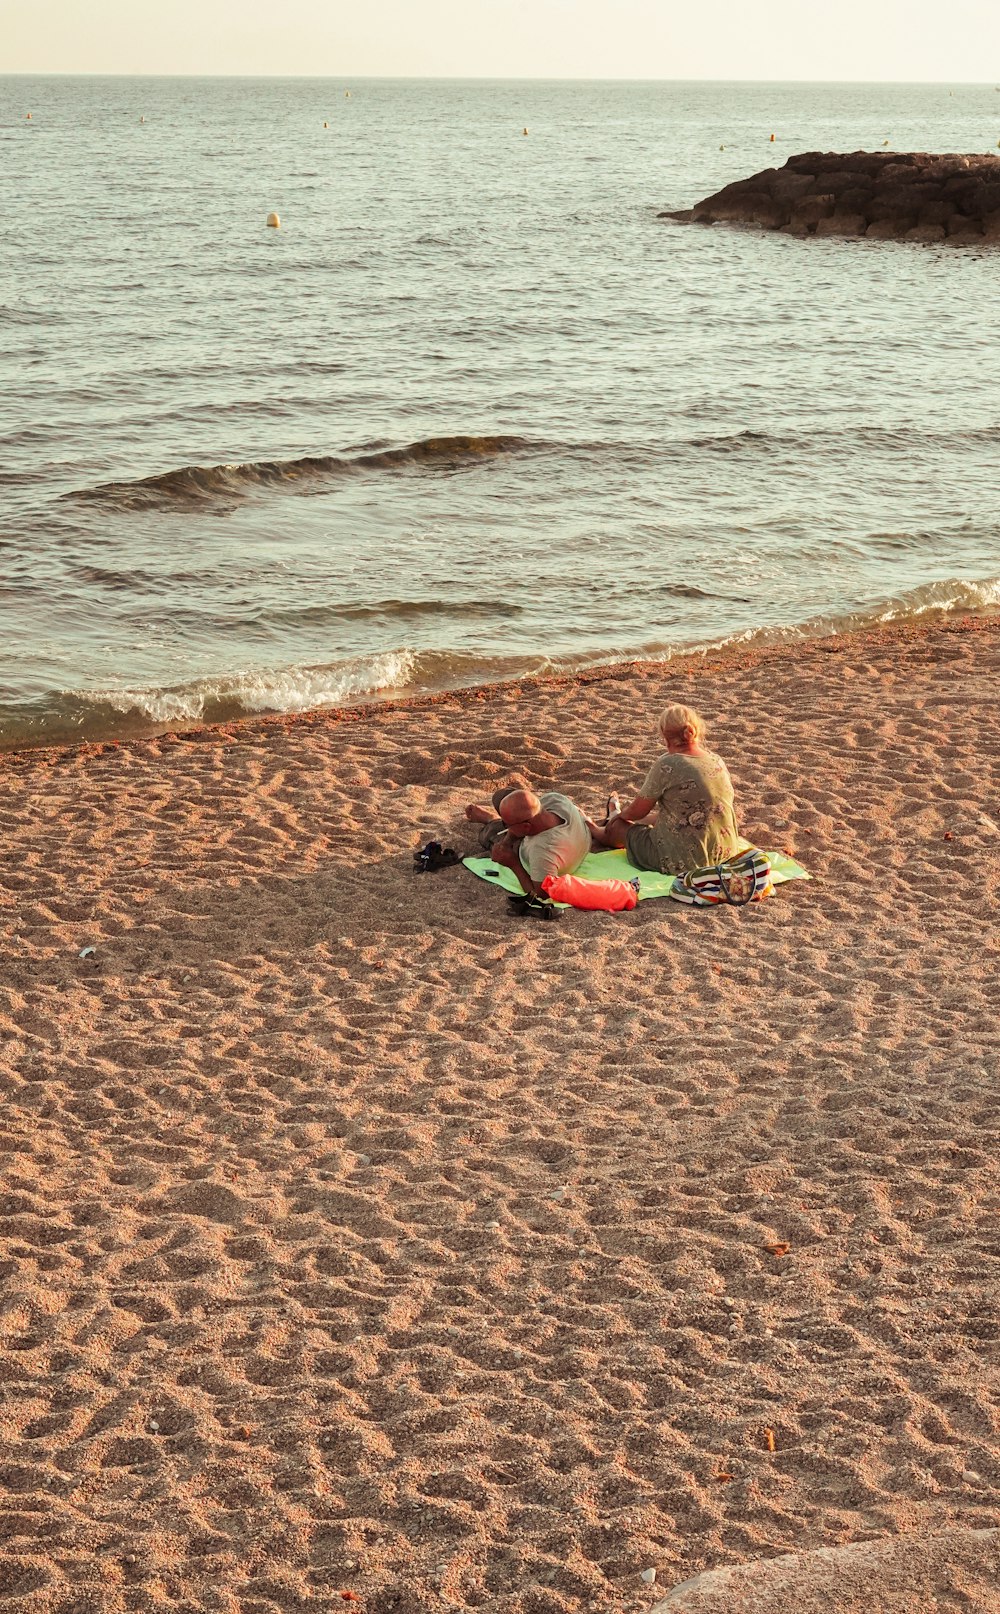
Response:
[[2, 615, 999, 1613]]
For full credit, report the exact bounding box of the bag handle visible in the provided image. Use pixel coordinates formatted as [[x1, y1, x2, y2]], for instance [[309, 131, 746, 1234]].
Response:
[[717, 854, 762, 907]]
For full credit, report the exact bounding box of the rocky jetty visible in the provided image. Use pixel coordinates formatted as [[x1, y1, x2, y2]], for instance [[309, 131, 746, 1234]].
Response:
[[663, 151, 1000, 243]]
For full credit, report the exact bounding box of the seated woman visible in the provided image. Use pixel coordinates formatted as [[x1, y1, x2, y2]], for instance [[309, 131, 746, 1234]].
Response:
[[589, 703, 741, 874]]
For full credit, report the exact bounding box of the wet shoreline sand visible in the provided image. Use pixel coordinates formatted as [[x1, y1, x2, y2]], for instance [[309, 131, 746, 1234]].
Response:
[[3, 614, 999, 1612]]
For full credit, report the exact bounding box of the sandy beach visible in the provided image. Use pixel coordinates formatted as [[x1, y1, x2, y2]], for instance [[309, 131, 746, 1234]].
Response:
[[2, 614, 999, 1613]]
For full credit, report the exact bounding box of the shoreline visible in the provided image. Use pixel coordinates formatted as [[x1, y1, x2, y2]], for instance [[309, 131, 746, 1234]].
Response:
[[5, 608, 999, 766]]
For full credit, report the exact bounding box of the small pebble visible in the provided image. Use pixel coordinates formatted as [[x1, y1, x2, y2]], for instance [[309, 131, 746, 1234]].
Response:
[[641, 1567, 657, 1584], [148, 1419, 159, 1431], [355, 1154, 371, 1166], [962, 1469, 982, 1483]]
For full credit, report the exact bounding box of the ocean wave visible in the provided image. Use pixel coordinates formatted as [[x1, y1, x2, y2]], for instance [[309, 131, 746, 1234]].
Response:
[[654, 583, 751, 602], [687, 429, 772, 452], [66, 434, 537, 513], [0, 304, 58, 327], [0, 646, 562, 750], [679, 575, 1000, 658], [59, 421, 1000, 517], [844, 575, 1000, 626], [3, 575, 998, 751], [684, 422, 1000, 456], [97, 652, 419, 724], [59, 587, 525, 629], [0, 652, 421, 749], [265, 597, 524, 627]]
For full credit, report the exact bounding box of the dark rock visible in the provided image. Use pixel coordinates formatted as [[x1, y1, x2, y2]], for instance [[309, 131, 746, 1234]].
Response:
[[919, 199, 954, 227], [804, 170, 852, 191], [838, 187, 875, 213], [771, 173, 815, 201], [667, 151, 1000, 245], [956, 179, 1000, 212], [923, 154, 974, 179], [791, 151, 889, 176], [707, 178, 762, 202], [879, 162, 923, 184], [788, 194, 836, 227], [866, 183, 939, 214], [815, 213, 867, 237], [865, 218, 907, 239], [694, 191, 786, 229]]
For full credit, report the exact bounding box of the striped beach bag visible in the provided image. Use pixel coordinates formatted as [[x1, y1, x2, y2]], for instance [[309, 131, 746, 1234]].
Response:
[[670, 847, 774, 907]]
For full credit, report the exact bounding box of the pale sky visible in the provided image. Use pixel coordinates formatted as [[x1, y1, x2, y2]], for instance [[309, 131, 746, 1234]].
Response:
[[3, 0, 1000, 81]]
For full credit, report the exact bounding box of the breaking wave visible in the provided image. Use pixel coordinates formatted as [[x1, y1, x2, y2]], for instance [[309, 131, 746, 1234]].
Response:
[[3, 574, 998, 751], [0, 648, 553, 750], [60, 419, 1000, 514], [67, 434, 537, 512]]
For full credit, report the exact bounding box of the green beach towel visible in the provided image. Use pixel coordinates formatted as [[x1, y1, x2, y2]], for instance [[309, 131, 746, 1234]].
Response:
[[464, 840, 809, 907]]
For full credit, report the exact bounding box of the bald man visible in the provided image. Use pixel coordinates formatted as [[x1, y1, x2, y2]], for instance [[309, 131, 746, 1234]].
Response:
[[465, 785, 590, 897]]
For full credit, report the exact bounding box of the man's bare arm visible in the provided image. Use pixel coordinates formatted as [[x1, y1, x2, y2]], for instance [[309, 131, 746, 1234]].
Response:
[[491, 833, 540, 896]]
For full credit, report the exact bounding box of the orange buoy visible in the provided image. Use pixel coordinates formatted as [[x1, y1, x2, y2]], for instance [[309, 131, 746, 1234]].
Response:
[[522, 127, 529, 135], [266, 211, 280, 228], [26, 112, 32, 120], [769, 132, 775, 142], [323, 121, 328, 128]]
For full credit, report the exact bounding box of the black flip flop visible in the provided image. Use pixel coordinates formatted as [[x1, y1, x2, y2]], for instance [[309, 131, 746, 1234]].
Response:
[[413, 841, 462, 873]]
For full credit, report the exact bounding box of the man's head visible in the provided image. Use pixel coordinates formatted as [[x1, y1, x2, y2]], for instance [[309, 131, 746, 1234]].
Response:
[[498, 788, 542, 838]]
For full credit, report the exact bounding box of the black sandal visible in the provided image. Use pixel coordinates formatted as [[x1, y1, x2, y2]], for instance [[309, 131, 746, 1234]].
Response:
[[414, 840, 462, 873], [507, 892, 559, 922]]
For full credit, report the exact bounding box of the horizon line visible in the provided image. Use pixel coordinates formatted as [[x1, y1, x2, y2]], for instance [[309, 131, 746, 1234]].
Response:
[[3, 72, 1000, 86]]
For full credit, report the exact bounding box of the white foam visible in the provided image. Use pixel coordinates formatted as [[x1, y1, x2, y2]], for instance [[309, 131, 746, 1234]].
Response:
[[658, 574, 1000, 662], [91, 650, 417, 723]]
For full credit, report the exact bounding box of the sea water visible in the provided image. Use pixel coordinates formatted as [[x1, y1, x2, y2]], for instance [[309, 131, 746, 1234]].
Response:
[[2, 76, 999, 746]]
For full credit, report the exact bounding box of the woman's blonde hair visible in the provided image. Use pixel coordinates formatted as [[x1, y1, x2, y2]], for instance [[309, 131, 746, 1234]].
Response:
[[658, 702, 705, 745]]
